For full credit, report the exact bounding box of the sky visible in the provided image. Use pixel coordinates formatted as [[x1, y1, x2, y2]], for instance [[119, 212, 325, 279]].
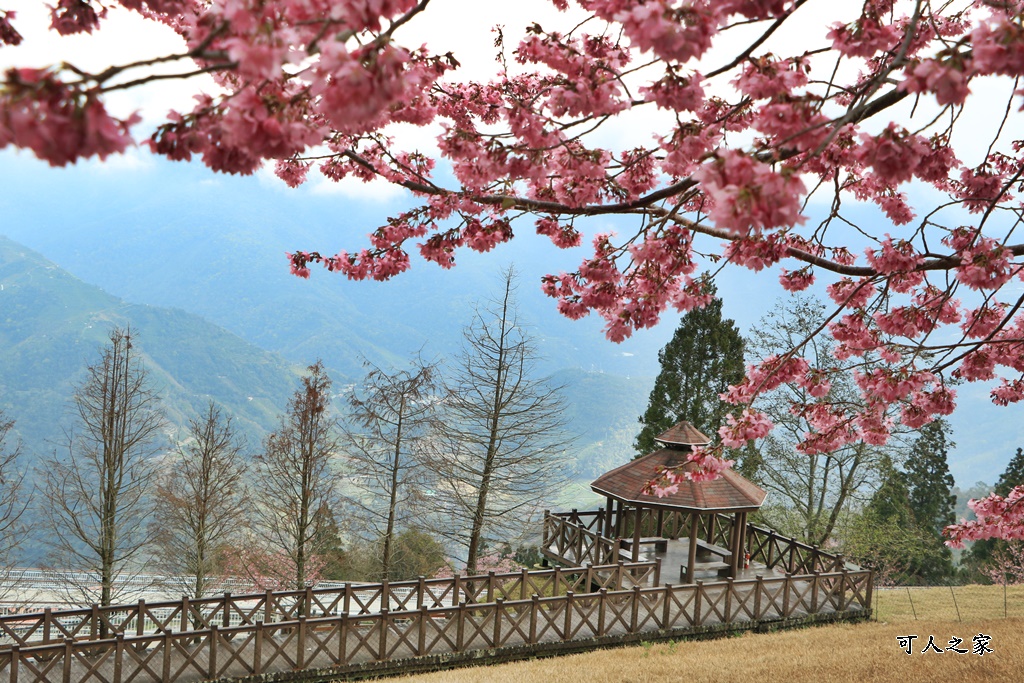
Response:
[[2, 1, 1023, 488]]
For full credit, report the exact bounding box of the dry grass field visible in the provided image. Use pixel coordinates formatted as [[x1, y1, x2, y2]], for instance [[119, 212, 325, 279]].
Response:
[[390, 585, 1024, 683]]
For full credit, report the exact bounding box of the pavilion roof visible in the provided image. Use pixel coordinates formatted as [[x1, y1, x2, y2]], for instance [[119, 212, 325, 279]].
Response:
[[590, 448, 767, 512], [654, 421, 712, 447]]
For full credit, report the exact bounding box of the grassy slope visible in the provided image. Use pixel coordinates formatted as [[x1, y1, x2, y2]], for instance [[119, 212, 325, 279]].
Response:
[[392, 586, 1024, 683]]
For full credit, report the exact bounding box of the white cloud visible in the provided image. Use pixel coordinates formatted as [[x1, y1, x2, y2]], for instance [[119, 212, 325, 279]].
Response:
[[309, 175, 409, 203]]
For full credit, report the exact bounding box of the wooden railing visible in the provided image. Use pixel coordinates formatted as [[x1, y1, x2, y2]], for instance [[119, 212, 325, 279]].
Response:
[[745, 522, 850, 574], [0, 568, 871, 683], [543, 511, 854, 577], [0, 562, 658, 650]]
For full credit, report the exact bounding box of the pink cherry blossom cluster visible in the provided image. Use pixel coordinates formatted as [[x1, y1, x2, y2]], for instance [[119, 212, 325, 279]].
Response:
[[644, 445, 736, 498], [8, 0, 1024, 543], [945, 485, 1024, 548]]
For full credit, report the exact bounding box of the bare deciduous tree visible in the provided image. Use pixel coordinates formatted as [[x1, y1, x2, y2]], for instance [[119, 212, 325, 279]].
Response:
[[747, 297, 895, 546], [254, 361, 342, 590], [41, 328, 165, 607], [0, 412, 29, 601], [344, 358, 438, 581], [151, 401, 249, 598], [431, 269, 573, 574]]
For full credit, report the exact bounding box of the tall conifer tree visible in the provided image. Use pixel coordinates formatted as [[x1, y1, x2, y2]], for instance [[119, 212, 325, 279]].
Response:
[[905, 419, 957, 582], [634, 290, 745, 456]]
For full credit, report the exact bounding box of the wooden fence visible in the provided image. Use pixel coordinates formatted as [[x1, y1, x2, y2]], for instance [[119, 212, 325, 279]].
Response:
[[543, 510, 855, 576], [0, 568, 871, 683], [0, 562, 660, 650]]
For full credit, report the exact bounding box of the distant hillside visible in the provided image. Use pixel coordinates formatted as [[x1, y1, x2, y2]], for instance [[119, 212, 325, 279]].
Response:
[[552, 368, 652, 478], [0, 236, 302, 455], [0, 155, 673, 381]]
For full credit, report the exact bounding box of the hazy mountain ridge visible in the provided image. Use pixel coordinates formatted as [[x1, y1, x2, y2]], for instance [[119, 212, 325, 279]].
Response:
[[0, 155, 671, 381], [0, 235, 652, 481], [0, 236, 302, 452], [2, 152, 1021, 485]]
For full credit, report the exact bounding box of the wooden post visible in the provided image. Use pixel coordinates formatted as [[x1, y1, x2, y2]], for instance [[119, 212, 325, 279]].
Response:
[[382, 580, 390, 610], [563, 591, 574, 639], [136, 601, 146, 638], [596, 507, 605, 537], [418, 606, 428, 655], [337, 614, 348, 666], [686, 512, 699, 584], [656, 509, 665, 538], [782, 573, 792, 617], [265, 590, 274, 624], [487, 571, 496, 603], [661, 585, 673, 629], [585, 564, 594, 593], [417, 576, 426, 609], [554, 565, 563, 596], [90, 604, 99, 639], [728, 514, 740, 578], [694, 581, 704, 625], [631, 505, 642, 562], [630, 586, 640, 632], [378, 608, 389, 661], [866, 569, 875, 612], [114, 634, 124, 683], [181, 596, 190, 633], [9, 645, 18, 683], [725, 578, 734, 622], [520, 569, 528, 600], [616, 561, 624, 590], [62, 638, 72, 683], [597, 589, 607, 636], [456, 603, 466, 651], [209, 625, 219, 678], [811, 572, 820, 614], [767, 530, 776, 567], [839, 568, 850, 611], [223, 592, 232, 627], [305, 585, 314, 617], [161, 630, 171, 683], [493, 598, 504, 647], [43, 608, 51, 643], [529, 595, 539, 644], [254, 621, 264, 675], [754, 575, 764, 619], [653, 557, 662, 587], [707, 515, 716, 544], [297, 617, 306, 669]]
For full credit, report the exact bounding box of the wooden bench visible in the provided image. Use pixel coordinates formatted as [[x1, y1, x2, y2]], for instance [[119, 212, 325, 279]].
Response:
[[619, 536, 669, 553], [680, 539, 734, 582], [694, 539, 732, 562]]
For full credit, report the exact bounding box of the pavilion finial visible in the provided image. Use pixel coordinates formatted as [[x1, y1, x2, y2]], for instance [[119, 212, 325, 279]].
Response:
[[653, 420, 711, 449]]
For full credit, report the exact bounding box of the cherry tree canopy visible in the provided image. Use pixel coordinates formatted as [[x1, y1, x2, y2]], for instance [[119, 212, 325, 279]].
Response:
[[3, 0, 1024, 543]]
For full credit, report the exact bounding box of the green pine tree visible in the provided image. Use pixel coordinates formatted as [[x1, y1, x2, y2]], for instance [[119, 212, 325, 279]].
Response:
[[994, 447, 1024, 497], [963, 446, 1024, 579], [904, 419, 957, 582], [842, 456, 933, 585], [634, 292, 745, 457]]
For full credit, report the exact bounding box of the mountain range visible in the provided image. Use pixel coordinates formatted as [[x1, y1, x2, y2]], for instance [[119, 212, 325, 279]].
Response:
[[1, 150, 1022, 488]]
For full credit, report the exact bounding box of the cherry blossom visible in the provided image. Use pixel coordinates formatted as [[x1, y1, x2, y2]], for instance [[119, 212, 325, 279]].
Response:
[[5, 0, 1024, 543]]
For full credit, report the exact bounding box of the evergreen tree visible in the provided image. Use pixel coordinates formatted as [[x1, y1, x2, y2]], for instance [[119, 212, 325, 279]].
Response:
[[963, 447, 1024, 579], [840, 455, 932, 585], [904, 419, 957, 582], [994, 447, 1024, 497], [634, 290, 745, 456]]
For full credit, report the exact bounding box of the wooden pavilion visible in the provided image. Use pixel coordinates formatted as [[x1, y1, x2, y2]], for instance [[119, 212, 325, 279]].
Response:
[[589, 420, 767, 583]]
